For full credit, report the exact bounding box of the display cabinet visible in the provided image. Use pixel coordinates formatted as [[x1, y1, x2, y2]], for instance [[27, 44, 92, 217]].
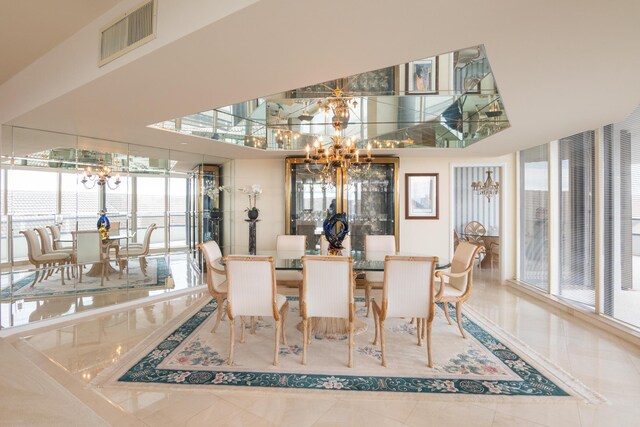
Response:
[[285, 157, 398, 252], [187, 164, 222, 268]]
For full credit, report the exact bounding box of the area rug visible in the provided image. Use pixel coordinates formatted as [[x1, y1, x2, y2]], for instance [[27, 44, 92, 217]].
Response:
[[1, 257, 171, 301], [99, 297, 604, 402]]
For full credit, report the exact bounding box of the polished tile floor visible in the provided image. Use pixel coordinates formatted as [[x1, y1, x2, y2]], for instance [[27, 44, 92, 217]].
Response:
[[1, 267, 640, 426]]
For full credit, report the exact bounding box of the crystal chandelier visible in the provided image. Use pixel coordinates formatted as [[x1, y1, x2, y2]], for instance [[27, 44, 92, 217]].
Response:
[[471, 170, 499, 202], [304, 88, 373, 176], [81, 159, 122, 190]]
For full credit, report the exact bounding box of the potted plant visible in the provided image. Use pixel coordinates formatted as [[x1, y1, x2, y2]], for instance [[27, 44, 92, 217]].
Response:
[[240, 184, 262, 220]]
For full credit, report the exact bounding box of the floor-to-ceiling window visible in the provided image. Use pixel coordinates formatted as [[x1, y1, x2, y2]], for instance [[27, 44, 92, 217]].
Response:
[[519, 145, 549, 290]]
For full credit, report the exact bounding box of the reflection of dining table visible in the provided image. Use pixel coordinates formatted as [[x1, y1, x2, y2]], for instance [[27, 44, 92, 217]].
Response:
[[57, 233, 136, 277], [219, 250, 450, 337]]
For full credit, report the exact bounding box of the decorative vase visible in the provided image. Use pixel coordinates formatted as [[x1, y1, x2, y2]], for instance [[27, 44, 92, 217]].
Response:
[[97, 211, 110, 231], [247, 208, 259, 220], [323, 212, 349, 255]]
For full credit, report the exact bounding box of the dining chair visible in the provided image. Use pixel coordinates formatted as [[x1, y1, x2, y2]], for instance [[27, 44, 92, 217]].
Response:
[[35, 227, 73, 279], [301, 255, 355, 367], [364, 235, 396, 316], [275, 234, 306, 289], [21, 230, 70, 287], [319, 234, 351, 255], [225, 255, 288, 366], [434, 241, 483, 338], [116, 224, 156, 278], [47, 224, 70, 251], [463, 221, 486, 268], [372, 256, 438, 367], [74, 230, 109, 286], [198, 240, 228, 333], [488, 241, 500, 270], [108, 221, 121, 258]]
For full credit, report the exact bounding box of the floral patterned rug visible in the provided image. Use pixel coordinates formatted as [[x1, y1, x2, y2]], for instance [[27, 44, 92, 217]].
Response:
[[108, 297, 603, 401], [1, 257, 170, 301]]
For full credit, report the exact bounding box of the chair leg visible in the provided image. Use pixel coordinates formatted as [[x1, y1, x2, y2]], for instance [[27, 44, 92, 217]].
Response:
[[380, 320, 386, 367], [212, 296, 224, 333], [348, 320, 354, 368], [240, 317, 246, 343], [427, 320, 433, 368], [302, 318, 308, 365], [416, 318, 422, 346], [372, 305, 379, 345], [250, 316, 256, 335], [456, 302, 466, 338], [79, 264, 83, 283], [307, 318, 312, 345], [60, 263, 65, 286], [140, 257, 148, 276], [365, 283, 371, 317], [39, 264, 48, 282], [443, 302, 453, 325], [273, 318, 281, 366], [227, 318, 235, 365], [280, 301, 289, 346], [422, 317, 427, 340], [30, 266, 40, 287]]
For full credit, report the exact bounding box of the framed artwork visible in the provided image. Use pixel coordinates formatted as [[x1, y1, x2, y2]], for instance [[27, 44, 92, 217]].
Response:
[[405, 173, 439, 219], [406, 57, 439, 94]]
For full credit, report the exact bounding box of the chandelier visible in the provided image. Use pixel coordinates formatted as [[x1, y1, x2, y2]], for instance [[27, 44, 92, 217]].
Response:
[[304, 88, 373, 176], [81, 159, 122, 190], [471, 170, 499, 202]]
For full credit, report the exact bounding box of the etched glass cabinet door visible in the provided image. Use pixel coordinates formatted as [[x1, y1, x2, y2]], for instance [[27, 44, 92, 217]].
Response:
[[285, 158, 339, 251], [285, 157, 398, 253], [343, 158, 399, 252]]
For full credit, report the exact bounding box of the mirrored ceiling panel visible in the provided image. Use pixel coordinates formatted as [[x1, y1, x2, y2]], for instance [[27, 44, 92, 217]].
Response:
[[151, 45, 509, 151]]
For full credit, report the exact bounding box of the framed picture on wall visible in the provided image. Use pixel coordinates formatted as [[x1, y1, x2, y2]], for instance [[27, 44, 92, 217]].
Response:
[[405, 173, 439, 219], [405, 57, 439, 94]]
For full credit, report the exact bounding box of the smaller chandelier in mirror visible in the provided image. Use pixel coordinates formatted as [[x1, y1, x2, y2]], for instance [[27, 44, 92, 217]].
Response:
[[471, 170, 499, 202], [81, 159, 122, 190]]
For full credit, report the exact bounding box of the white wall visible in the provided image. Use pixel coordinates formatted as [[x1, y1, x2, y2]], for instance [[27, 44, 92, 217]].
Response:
[[229, 153, 517, 281]]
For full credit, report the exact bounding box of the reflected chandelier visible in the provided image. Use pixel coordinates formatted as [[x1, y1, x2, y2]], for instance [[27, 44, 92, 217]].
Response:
[[81, 159, 122, 190], [471, 170, 499, 202], [304, 88, 373, 176]]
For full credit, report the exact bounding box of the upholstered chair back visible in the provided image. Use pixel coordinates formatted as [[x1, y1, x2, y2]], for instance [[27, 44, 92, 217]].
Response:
[[74, 231, 103, 264], [449, 241, 480, 292], [365, 235, 396, 282], [48, 225, 62, 250], [383, 256, 436, 318], [226, 256, 276, 317], [276, 235, 306, 257], [302, 256, 352, 318], [21, 230, 43, 260], [35, 227, 55, 254], [201, 240, 226, 293]]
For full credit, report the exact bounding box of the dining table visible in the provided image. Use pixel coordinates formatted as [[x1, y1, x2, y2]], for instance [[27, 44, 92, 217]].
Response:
[[57, 232, 136, 277], [219, 250, 450, 337]]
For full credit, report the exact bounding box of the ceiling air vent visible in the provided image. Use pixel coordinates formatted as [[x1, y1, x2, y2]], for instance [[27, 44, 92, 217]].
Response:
[[99, 0, 156, 67]]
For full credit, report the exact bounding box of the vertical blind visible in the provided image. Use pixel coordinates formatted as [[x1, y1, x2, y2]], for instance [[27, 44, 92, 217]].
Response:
[[519, 145, 549, 290], [557, 132, 595, 307]]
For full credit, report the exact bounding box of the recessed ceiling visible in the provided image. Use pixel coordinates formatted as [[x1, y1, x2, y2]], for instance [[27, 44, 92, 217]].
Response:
[[0, 0, 123, 85]]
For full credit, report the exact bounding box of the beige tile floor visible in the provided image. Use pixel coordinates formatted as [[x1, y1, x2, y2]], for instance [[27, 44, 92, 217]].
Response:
[[1, 267, 640, 426]]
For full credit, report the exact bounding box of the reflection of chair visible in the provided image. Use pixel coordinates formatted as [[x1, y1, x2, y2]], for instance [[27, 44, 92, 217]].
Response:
[[464, 221, 486, 268], [74, 230, 109, 286], [275, 235, 306, 289], [117, 224, 157, 278], [488, 241, 500, 270], [47, 224, 70, 251], [36, 227, 74, 279], [435, 241, 483, 338], [225, 256, 288, 366], [320, 235, 351, 255], [21, 230, 70, 287], [198, 240, 227, 333], [364, 235, 396, 316], [108, 221, 121, 258], [301, 255, 354, 367], [372, 256, 437, 367]]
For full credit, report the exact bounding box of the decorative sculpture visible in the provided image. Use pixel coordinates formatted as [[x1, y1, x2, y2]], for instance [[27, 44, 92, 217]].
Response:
[[323, 212, 349, 255]]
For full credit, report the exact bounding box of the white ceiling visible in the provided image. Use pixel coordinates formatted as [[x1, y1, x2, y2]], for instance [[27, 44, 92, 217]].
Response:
[[0, 0, 122, 85], [3, 0, 640, 160]]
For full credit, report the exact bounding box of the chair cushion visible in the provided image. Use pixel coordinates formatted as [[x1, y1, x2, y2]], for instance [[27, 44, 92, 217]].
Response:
[[34, 253, 70, 262], [441, 285, 465, 299], [276, 293, 287, 311]]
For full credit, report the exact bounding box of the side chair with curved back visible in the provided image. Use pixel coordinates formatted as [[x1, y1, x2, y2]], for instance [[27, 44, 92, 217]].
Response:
[[36, 227, 74, 280], [74, 230, 109, 286], [117, 224, 157, 278], [21, 229, 70, 287], [364, 235, 396, 317], [198, 240, 228, 333], [463, 221, 486, 268], [434, 241, 483, 338]]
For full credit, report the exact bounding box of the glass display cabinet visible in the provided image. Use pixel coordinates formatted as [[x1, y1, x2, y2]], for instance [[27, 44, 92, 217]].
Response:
[[187, 164, 222, 268], [285, 157, 398, 252]]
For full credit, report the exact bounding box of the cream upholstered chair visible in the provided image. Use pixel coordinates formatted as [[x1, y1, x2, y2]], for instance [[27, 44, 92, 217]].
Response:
[[488, 241, 500, 270], [21, 230, 70, 287], [464, 221, 486, 268], [275, 235, 306, 287], [319, 235, 351, 255], [225, 256, 289, 366], [435, 241, 483, 338], [35, 227, 73, 279], [74, 230, 109, 286], [372, 256, 438, 367], [116, 224, 156, 278], [47, 224, 70, 251], [198, 240, 228, 333], [364, 235, 396, 316], [301, 255, 355, 367]]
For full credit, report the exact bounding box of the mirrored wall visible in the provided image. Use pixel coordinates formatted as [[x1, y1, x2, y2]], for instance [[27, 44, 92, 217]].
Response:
[[0, 125, 233, 328]]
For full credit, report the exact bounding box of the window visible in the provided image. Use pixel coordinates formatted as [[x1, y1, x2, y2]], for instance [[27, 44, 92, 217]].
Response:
[[519, 145, 549, 290], [136, 175, 165, 249]]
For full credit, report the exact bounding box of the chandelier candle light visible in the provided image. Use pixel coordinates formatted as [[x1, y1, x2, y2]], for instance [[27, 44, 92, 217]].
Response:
[[304, 88, 373, 176], [471, 170, 500, 202], [81, 159, 121, 190]]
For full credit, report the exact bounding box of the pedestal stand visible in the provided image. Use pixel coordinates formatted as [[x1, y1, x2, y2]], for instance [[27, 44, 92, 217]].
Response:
[[245, 219, 259, 255]]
